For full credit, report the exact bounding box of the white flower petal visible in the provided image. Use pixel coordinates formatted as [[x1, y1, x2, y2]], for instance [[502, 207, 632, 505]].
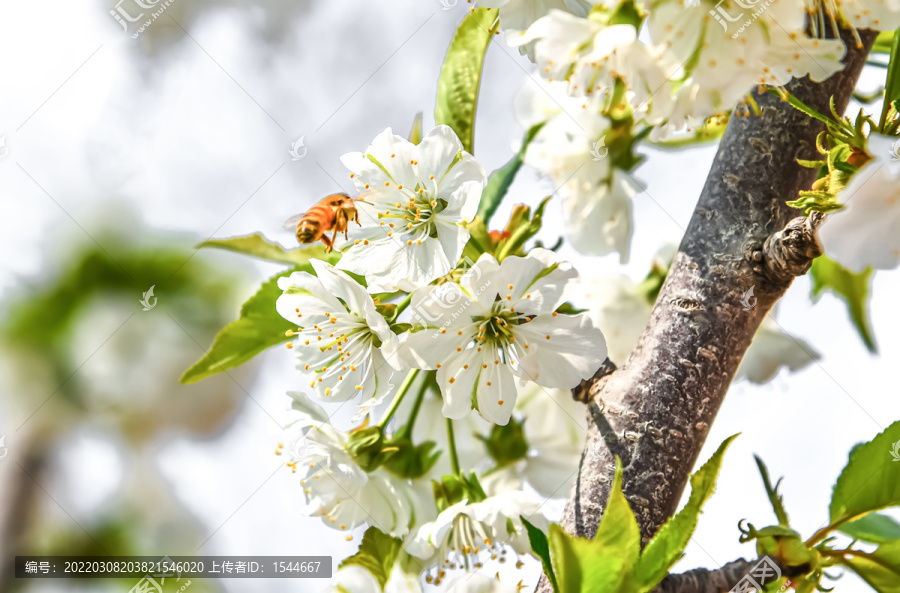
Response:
[[516, 313, 607, 388], [437, 347, 484, 419]]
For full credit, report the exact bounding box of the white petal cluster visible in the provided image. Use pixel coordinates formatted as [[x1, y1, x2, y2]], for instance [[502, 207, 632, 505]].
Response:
[[277, 260, 403, 406], [649, 0, 845, 134], [404, 249, 607, 424], [830, 0, 900, 31], [507, 0, 858, 136], [283, 392, 417, 538], [406, 491, 548, 579], [514, 81, 643, 261], [818, 134, 900, 272], [337, 126, 487, 293], [510, 11, 674, 121]]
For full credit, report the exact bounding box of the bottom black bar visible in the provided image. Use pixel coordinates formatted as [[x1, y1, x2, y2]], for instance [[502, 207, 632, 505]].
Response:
[[15, 556, 332, 579]]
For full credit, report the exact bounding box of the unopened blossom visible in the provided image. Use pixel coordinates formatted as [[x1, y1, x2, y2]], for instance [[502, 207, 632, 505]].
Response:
[[276, 260, 402, 404], [510, 10, 674, 121], [337, 125, 487, 293], [403, 249, 607, 424], [818, 134, 900, 272], [283, 392, 416, 537], [405, 491, 547, 581]]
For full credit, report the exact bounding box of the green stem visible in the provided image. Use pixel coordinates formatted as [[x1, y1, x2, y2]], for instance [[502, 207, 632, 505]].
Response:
[[806, 516, 852, 547], [446, 417, 461, 475], [396, 372, 431, 440], [391, 292, 414, 322], [379, 369, 420, 428]]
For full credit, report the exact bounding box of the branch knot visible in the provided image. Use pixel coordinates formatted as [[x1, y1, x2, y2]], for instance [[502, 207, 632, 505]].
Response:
[[758, 213, 822, 284]]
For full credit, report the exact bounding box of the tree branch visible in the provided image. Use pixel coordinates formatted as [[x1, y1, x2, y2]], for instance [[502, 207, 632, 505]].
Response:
[[537, 27, 875, 592]]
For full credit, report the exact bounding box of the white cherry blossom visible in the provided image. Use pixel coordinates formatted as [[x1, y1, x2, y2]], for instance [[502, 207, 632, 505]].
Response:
[[510, 10, 674, 121], [276, 260, 402, 404], [649, 0, 845, 133], [514, 83, 642, 261], [283, 392, 417, 538], [405, 491, 547, 578], [337, 126, 487, 292], [403, 249, 607, 425], [830, 0, 900, 31], [818, 134, 900, 272]]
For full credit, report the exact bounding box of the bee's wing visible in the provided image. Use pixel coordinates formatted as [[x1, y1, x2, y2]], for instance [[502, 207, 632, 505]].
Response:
[[283, 213, 304, 230]]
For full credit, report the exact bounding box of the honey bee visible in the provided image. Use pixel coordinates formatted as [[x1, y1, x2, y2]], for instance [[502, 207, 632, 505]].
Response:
[[284, 193, 362, 252]]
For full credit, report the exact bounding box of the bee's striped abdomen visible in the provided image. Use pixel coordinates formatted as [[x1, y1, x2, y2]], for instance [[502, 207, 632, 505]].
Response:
[[296, 204, 335, 243]]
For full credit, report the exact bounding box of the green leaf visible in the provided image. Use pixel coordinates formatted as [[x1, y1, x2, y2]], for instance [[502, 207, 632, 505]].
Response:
[[874, 30, 898, 54], [549, 523, 631, 593], [842, 541, 900, 593], [830, 420, 900, 526], [523, 517, 560, 593], [839, 512, 900, 543], [880, 28, 900, 130], [180, 268, 301, 383], [339, 526, 403, 591], [198, 233, 340, 267], [774, 89, 839, 128], [434, 7, 497, 154], [786, 191, 842, 215], [548, 458, 641, 593], [632, 435, 738, 592], [810, 255, 877, 352], [755, 455, 791, 528], [477, 122, 545, 224]]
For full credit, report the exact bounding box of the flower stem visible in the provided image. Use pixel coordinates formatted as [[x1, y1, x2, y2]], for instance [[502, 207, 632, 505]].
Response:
[[379, 369, 420, 428], [446, 417, 461, 475], [396, 371, 432, 440], [391, 292, 415, 322]]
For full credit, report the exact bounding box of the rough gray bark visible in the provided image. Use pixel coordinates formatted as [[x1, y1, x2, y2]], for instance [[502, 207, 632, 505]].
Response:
[[653, 558, 755, 593], [537, 27, 875, 593]]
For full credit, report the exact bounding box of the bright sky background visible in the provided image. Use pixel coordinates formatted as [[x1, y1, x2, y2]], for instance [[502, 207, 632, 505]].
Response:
[[1, 1, 898, 592]]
